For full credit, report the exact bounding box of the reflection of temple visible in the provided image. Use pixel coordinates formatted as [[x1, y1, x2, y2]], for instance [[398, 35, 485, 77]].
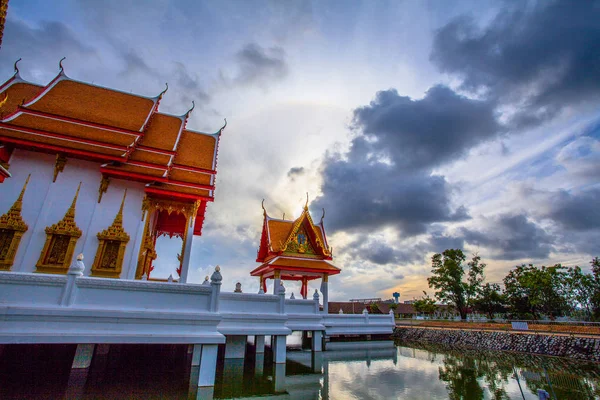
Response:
[[0, 60, 224, 281], [251, 198, 340, 312]]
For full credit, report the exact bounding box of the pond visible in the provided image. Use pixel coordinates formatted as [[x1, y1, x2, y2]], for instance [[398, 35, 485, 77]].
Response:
[[1, 338, 599, 399]]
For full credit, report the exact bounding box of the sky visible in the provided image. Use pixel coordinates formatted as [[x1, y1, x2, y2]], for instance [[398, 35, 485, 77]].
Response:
[[2, 0, 599, 302]]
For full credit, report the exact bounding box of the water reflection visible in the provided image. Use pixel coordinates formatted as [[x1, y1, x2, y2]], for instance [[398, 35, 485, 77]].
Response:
[[1, 340, 599, 399]]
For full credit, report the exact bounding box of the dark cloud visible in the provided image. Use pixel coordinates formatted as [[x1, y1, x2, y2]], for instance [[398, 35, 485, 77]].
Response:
[[287, 166, 305, 180], [352, 86, 500, 170], [231, 43, 289, 87], [1, 19, 97, 77], [314, 86, 490, 236], [461, 214, 555, 260], [547, 189, 600, 232], [431, 1, 600, 128]]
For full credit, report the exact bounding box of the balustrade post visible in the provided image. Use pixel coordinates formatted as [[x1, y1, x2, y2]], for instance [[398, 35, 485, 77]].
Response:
[[210, 266, 222, 312], [61, 253, 85, 306]]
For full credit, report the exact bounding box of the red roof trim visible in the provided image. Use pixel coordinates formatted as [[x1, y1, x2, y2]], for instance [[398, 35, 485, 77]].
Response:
[[0, 123, 128, 152], [144, 187, 214, 202], [10, 107, 143, 138], [171, 163, 216, 175], [0, 135, 124, 162], [250, 264, 341, 276], [136, 145, 177, 156], [100, 166, 215, 190]]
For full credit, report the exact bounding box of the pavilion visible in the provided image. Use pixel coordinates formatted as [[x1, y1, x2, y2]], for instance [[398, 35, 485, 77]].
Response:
[[251, 197, 341, 313]]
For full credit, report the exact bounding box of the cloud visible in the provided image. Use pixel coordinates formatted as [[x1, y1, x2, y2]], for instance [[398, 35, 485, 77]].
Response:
[[313, 85, 494, 236], [352, 85, 500, 170], [287, 166, 305, 180], [547, 188, 600, 232], [1, 19, 97, 77], [461, 214, 555, 260], [229, 43, 289, 88], [431, 1, 600, 128]]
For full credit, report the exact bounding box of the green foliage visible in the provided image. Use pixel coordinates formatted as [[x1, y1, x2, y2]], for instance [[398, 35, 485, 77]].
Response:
[[472, 283, 506, 319], [427, 249, 486, 320], [591, 257, 600, 320], [564, 266, 595, 320], [413, 291, 437, 315], [503, 264, 569, 319], [368, 303, 381, 314]]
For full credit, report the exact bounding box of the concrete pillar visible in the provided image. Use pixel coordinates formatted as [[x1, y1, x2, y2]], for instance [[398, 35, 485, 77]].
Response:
[[254, 353, 265, 377], [273, 363, 286, 393], [72, 343, 95, 369], [66, 344, 95, 399], [191, 344, 202, 366], [312, 331, 323, 352], [273, 335, 286, 364], [311, 351, 323, 373], [224, 335, 247, 359], [255, 335, 265, 354], [198, 344, 219, 387], [273, 270, 281, 295], [321, 275, 329, 314], [179, 214, 195, 283], [323, 360, 330, 400]]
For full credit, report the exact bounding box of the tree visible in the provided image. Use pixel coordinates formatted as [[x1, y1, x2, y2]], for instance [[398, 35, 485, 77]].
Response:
[[503, 264, 569, 319], [427, 249, 486, 320], [413, 292, 437, 315], [472, 283, 506, 319], [591, 257, 600, 320], [564, 266, 595, 320], [389, 302, 398, 317]]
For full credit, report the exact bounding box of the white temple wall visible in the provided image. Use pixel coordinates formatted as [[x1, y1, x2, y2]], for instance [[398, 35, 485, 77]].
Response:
[[0, 149, 145, 276]]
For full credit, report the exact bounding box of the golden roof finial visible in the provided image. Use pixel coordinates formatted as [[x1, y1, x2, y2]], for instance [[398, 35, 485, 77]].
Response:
[[113, 189, 127, 226], [59, 57, 66, 73], [0, 175, 30, 232], [321, 208, 325, 224], [11, 174, 31, 213], [158, 82, 168, 99], [65, 182, 82, 220], [304, 192, 309, 211], [262, 199, 267, 217], [14, 58, 22, 74], [185, 100, 195, 117]]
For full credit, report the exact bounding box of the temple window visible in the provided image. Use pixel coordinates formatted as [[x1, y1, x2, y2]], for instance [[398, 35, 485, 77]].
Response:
[[0, 175, 30, 270], [35, 183, 82, 274], [91, 190, 130, 278]]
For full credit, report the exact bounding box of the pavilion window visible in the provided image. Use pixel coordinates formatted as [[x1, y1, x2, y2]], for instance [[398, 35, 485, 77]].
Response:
[[36, 183, 82, 274], [0, 175, 30, 271], [90, 190, 130, 278]]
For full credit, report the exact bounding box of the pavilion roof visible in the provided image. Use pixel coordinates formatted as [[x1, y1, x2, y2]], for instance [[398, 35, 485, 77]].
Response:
[[253, 199, 339, 278], [0, 61, 225, 235], [250, 256, 341, 277]]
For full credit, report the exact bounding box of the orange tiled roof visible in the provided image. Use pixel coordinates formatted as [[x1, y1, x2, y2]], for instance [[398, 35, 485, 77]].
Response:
[[26, 78, 156, 132], [267, 219, 293, 252], [0, 65, 226, 236], [0, 81, 43, 118]]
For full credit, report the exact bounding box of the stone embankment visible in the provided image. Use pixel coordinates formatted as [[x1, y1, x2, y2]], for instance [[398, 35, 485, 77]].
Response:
[[393, 327, 600, 362]]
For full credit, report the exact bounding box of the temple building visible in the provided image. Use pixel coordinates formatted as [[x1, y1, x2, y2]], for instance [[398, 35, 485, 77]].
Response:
[[251, 197, 341, 312], [0, 59, 225, 282]]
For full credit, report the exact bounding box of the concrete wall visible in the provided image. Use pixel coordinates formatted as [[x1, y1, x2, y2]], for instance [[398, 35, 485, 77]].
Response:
[[0, 149, 146, 278], [393, 327, 600, 362]]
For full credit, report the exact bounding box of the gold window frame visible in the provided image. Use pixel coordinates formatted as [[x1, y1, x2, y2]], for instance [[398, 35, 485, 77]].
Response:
[[91, 190, 130, 278], [0, 175, 30, 270], [36, 183, 82, 274]]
